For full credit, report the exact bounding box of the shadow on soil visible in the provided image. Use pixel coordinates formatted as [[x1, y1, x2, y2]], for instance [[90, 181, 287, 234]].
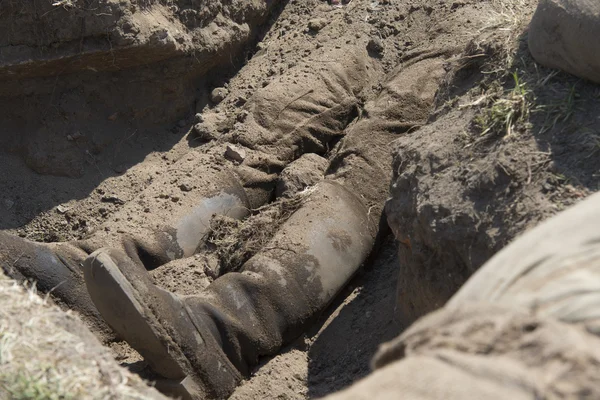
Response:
[[306, 237, 403, 398], [0, 3, 288, 232]]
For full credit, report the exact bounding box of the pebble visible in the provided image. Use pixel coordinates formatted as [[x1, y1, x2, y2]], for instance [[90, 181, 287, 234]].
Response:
[[225, 145, 247, 163], [308, 18, 328, 31], [210, 87, 228, 104], [179, 183, 193, 192], [367, 37, 384, 55], [101, 194, 125, 205]]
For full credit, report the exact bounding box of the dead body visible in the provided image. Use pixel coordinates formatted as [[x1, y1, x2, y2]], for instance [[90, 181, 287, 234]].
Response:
[[4, 1, 599, 399], [0, 22, 446, 397]]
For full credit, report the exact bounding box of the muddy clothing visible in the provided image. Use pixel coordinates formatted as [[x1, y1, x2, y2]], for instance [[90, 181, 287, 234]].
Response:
[[0, 34, 446, 397], [325, 190, 600, 399]]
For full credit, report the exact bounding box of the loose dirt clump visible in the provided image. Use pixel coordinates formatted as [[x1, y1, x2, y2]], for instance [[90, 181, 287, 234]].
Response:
[[203, 190, 311, 277], [2, 0, 600, 399]]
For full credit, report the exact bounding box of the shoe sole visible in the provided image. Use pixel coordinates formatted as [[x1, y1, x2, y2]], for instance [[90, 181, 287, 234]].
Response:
[[84, 250, 205, 399]]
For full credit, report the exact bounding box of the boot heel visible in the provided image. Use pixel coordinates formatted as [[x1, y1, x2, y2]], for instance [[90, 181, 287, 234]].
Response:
[[154, 375, 205, 400]]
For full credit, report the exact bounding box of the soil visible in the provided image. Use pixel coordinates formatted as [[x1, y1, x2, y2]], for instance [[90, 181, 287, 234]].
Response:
[[1, 0, 599, 399]]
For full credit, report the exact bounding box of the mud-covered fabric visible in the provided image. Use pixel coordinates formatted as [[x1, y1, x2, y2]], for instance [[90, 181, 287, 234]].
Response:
[[327, 191, 600, 399], [187, 181, 376, 374], [231, 47, 370, 161], [529, 0, 600, 84], [449, 190, 600, 333], [326, 304, 600, 400]]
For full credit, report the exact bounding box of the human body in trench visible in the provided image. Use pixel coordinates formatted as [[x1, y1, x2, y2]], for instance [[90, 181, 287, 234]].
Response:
[[0, 40, 447, 399]]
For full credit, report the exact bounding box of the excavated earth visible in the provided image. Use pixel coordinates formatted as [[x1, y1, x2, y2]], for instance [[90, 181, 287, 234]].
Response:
[[1, 0, 599, 399]]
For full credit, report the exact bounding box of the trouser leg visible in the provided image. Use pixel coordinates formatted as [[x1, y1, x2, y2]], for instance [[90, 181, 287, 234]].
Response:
[[83, 180, 377, 398], [82, 38, 444, 395], [0, 153, 251, 335], [448, 190, 600, 330]]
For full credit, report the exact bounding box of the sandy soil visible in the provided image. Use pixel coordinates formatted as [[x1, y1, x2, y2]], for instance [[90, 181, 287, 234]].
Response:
[[1, 0, 599, 399]]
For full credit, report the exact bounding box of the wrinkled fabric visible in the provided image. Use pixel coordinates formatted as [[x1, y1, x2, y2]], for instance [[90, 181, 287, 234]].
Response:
[[328, 192, 600, 399]]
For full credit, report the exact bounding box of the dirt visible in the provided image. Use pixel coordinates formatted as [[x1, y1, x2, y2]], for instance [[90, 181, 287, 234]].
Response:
[[385, 3, 600, 324], [0, 269, 168, 399], [1, 0, 600, 399]]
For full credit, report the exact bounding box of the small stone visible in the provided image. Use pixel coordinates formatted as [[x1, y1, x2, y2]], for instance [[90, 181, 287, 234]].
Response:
[[171, 196, 180, 202], [101, 194, 125, 205], [225, 145, 247, 163], [194, 113, 204, 123], [210, 87, 228, 104], [66, 132, 83, 142], [237, 110, 250, 122], [367, 37, 384, 55], [56, 204, 69, 214], [179, 183, 192, 192], [308, 18, 328, 31]]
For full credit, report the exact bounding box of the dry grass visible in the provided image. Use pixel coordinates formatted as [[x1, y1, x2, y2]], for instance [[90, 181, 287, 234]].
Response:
[[0, 273, 166, 400], [457, 0, 579, 142], [473, 71, 532, 138], [203, 188, 313, 276], [51, 0, 78, 8], [484, 0, 532, 69]]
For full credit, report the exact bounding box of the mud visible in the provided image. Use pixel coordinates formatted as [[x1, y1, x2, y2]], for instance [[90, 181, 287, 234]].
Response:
[[2, 0, 599, 399]]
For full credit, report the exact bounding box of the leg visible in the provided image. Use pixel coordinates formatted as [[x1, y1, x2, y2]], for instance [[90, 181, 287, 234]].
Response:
[[0, 39, 369, 323], [82, 53, 445, 397], [84, 180, 377, 398], [0, 155, 250, 336]]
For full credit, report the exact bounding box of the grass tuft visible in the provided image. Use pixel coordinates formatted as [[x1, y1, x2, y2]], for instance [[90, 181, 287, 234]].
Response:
[[474, 71, 532, 138]]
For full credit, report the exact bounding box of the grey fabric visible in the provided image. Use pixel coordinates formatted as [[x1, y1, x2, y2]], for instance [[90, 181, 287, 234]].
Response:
[[1, 32, 441, 399], [327, 304, 600, 400], [529, 0, 600, 83], [449, 190, 600, 333], [188, 181, 377, 372], [327, 192, 600, 399], [83, 181, 377, 399]]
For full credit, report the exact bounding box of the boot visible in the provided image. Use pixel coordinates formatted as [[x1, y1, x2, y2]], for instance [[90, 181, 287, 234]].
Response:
[[0, 232, 110, 334], [0, 162, 250, 338], [83, 180, 377, 399]]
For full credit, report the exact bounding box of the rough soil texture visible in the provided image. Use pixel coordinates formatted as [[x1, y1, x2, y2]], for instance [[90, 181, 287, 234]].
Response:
[[386, 0, 600, 324], [1, 0, 600, 399], [0, 269, 168, 399]]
